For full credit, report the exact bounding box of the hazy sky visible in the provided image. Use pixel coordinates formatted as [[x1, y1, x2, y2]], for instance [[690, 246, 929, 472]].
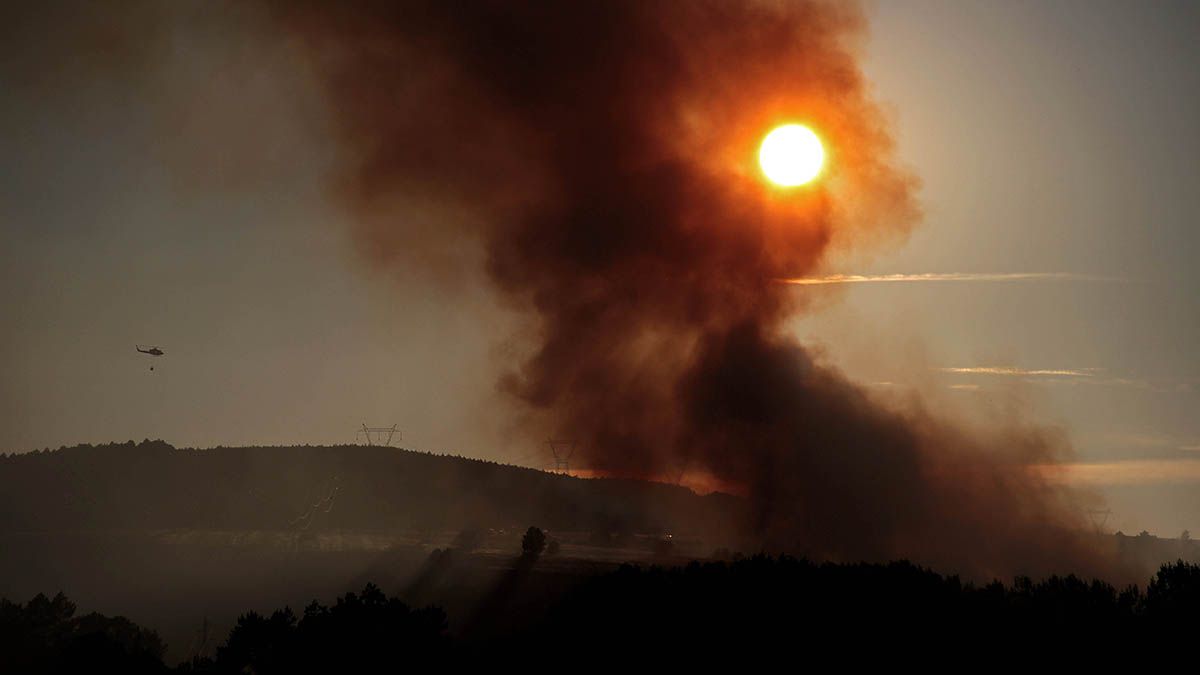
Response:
[[1, 1, 1197, 534]]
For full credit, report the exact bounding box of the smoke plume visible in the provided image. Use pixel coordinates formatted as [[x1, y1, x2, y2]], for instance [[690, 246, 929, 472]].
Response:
[[277, 0, 1113, 578]]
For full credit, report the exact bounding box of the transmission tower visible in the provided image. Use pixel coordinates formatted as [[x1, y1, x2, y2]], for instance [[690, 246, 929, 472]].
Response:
[[547, 439, 576, 475], [357, 424, 400, 447], [1087, 508, 1113, 534], [188, 616, 212, 662]]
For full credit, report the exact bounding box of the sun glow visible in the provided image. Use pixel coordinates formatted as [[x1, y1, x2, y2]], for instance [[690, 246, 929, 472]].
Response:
[[758, 124, 825, 187]]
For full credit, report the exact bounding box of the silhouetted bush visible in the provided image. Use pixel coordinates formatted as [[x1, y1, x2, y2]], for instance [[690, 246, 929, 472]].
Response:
[[521, 527, 546, 558]]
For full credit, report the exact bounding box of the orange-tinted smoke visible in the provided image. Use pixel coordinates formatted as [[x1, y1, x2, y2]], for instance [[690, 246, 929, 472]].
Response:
[[277, 0, 1115, 578]]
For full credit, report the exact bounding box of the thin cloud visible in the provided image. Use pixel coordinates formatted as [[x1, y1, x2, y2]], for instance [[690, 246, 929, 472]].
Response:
[[939, 366, 1099, 378], [778, 272, 1113, 285], [939, 367, 1189, 394], [1037, 459, 1200, 486]]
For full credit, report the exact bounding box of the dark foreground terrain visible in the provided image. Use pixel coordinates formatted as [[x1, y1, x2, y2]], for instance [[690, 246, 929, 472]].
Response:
[[3, 442, 1198, 668], [0, 441, 742, 660], [5, 555, 1200, 672]]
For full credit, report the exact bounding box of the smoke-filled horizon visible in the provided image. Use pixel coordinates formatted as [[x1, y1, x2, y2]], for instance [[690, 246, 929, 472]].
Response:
[[267, 0, 1118, 578]]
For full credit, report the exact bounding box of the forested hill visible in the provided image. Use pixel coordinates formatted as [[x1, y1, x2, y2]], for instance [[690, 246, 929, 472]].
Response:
[[0, 441, 743, 537]]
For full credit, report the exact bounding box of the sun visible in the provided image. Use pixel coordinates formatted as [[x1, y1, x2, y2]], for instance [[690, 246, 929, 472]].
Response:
[[758, 124, 825, 187]]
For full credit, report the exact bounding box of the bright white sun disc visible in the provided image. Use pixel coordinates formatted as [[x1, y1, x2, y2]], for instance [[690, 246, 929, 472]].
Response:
[[759, 124, 825, 187]]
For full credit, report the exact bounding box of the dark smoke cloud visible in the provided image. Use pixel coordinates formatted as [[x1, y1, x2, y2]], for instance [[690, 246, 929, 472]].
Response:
[[276, 0, 1115, 578]]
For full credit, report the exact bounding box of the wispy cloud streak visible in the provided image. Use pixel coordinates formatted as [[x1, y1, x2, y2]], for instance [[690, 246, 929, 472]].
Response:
[[938, 366, 1192, 394], [939, 366, 1100, 378], [1037, 459, 1200, 486], [779, 272, 1111, 286]]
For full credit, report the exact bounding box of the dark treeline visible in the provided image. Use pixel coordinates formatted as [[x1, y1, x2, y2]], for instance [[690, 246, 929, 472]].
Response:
[[0, 440, 741, 537], [1, 591, 166, 674], [5, 556, 1200, 672]]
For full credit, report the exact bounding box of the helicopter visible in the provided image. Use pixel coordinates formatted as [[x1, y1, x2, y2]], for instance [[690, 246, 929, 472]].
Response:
[[136, 345, 165, 370]]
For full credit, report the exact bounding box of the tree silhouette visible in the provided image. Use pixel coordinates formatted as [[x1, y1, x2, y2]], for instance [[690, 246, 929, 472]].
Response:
[[208, 584, 446, 673], [521, 526, 546, 558], [0, 592, 165, 674], [10, 559, 1200, 668], [1145, 559, 1200, 629]]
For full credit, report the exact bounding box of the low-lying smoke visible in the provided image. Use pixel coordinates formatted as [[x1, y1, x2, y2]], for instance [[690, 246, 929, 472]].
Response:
[[276, 0, 1114, 578]]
